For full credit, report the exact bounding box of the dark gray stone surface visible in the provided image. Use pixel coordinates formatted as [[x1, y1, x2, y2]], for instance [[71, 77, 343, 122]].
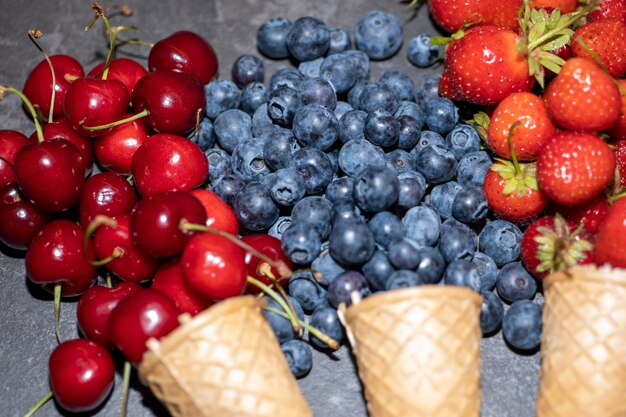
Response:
[[0, 0, 541, 416]]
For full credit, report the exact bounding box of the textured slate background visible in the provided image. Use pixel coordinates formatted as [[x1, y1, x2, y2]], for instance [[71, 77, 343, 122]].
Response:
[[0, 0, 541, 416]]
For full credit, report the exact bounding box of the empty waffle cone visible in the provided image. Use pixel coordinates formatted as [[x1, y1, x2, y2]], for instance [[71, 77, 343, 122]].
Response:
[[340, 285, 482, 417], [138, 296, 312, 417], [536, 265, 626, 417]]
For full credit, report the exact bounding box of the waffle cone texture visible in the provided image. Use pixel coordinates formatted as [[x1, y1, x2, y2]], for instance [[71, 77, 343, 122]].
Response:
[[536, 265, 626, 417], [341, 285, 483, 417], [138, 296, 312, 417]]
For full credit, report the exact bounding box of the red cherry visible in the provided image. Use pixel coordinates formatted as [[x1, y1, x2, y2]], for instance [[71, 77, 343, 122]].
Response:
[[93, 113, 150, 174], [151, 257, 213, 316], [241, 234, 292, 294], [93, 215, 161, 282], [25, 219, 98, 296], [148, 31, 218, 84], [131, 70, 206, 135], [64, 77, 130, 137], [108, 288, 180, 365], [181, 232, 247, 301], [77, 282, 141, 349], [130, 191, 207, 258], [22, 55, 84, 121], [14, 139, 85, 212], [132, 133, 208, 196], [49, 338, 115, 412], [189, 188, 239, 235], [0, 183, 48, 250], [88, 58, 147, 96], [78, 172, 137, 227], [0, 130, 27, 189]]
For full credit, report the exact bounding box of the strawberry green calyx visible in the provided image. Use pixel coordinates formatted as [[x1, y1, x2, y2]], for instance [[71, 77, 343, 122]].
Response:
[[490, 159, 539, 196], [533, 215, 593, 274], [467, 111, 490, 142]]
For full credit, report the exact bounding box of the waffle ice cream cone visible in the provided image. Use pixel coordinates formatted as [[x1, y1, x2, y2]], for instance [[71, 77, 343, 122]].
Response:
[[138, 295, 312, 417], [340, 285, 483, 417], [536, 265, 626, 417]]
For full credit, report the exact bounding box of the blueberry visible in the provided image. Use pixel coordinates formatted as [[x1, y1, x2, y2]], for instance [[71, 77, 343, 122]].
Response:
[[402, 204, 441, 247], [388, 237, 422, 270], [368, 211, 406, 250], [265, 168, 307, 207], [415, 246, 446, 284], [312, 248, 346, 287], [386, 269, 422, 290], [329, 220, 376, 267], [267, 85, 301, 127], [385, 149, 414, 174], [452, 186, 489, 224], [263, 128, 300, 171], [298, 57, 324, 79], [231, 139, 270, 182], [309, 307, 345, 349], [414, 140, 457, 184], [396, 173, 426, 210], [262, 295, 305, 343], [456, 151, 493, 188], [189, 117, 216, 151], [359, 82, 399, 114], [257, 17, 292, 59], [439, 218, 478, 263], [231, 54, 264, 87], [479, 220, 522, 267], [252, 103, 274, 137], [298, 77, 337, 109], [328, 27, 352, 54], [480, 291, 504, 334], [365, 110, 401, 148], [288, 270, 328, 312], [233, 181, 279, 231], [473, 252, 498, 292], [292, 196, 334, 240], [286, 16, 330, 61], [334, 101, 353, 120], [338, 139, 385, 177], [327, 270, 371, 308], [240, 82, 269, 115], [210, 174, 245, 207], [332, 198, 365, 225], [446, 124, 481, 160], [407, 33, 441, 67], [339, 110, 367, 143], [320, 52, 358, 93], [268, 216, 293, 240], [204, 80, 241, 120], [205, 148, 230, 181], [281, 339, 313, 378], [396, 115, 423, 150], [410, 130, 448, 158], [502, 300, 542, 351], [353, 165, 400, 213], [292, 104, 339, 151], [379, 70, 415, 102], [425, 97, 459, 135], [214, 109, 252, 152], [415, 74, 441, 109], [354, 10, 403, 60], [325, 176, 355, 203], [397, 169, 427, 191], [281, 222, 322, 265], [347, 80, 373, 109], [343, 50, 370, 81], [395, 101, 425, 124], [444, 260, 481, 292], [430, 181, 464, 219], [270, 67, 305, 92], [496, 262, 537, 303], [361, 250, 396, 291], [289, 147, 334, 194]]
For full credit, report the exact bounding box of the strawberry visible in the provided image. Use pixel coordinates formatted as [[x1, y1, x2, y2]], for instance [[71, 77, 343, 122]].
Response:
[[594, 197, 626, 268], [549, 194, 611, 234], [571, 19, 626, 78], [521, 215, 594, 280], [529, 0, 579, 13], [588, 0, 626, 23], [608, 79, 626, 142], [537, 131, 616, 205], [487, 92, 556, 161], [544, 57, 621, 132], [614, 138, 626, 188], [427, 0, 521, 34]]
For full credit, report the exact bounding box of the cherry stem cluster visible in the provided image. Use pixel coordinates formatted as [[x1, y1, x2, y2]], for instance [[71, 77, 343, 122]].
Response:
[[85, 1, 115, 80], [247, 276, 301, 335]]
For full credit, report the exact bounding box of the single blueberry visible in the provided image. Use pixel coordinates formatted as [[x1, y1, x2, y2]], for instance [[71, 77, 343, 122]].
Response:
[[457, 151, 493, 188], [292, 196, 334, 240], [379, 70, 415, 102], [286, 16, 330, 61], [337, 139, 385, 177], [354, 10, 403, 60], [320, 52, 358, 93], [385, 149, 414, 174], [292, 104, 339, 151], [325, 176, 355, 203], [407, 33, 441, 67], [233, 181, 279, 231], [204, 80, 241, 120], [365, 109, 401, 148], [312, 248, 346, 287], [328, 27, 352, 54], [430, 181, 464, 219], [298, 77, 337, 109], [267, 85, 301, 127], [415, 246, 446, 284], [288, 271, 328, 312], [240, 82, 269, 115], [438, 218, 478, 263], [353, 165, 400, 213], [343, 50, 370, 81], [298, 57, 324, 79], [402, 204, 441, 247], [334, 101, 353, 120], [347, 80, 373, 109], [262, 295, 305, 343], [252, 103, 274, 137], [231, 54, 264, 87], [444, 260, 481, 292], [270, 67, 305, 92], [263, 128, 300, 171], [210, 174, 245, 207], [395, 101, 425, 124], [425, 97, 459, 135], [368, 211, 406, 250], [205, 148, 231, 182], [496, 262, 538, 303], [446, 124, 481, 160], [410, 130, 449, 159], [189, 117, 216, 151], [473, 252, 498, 292], [339, 110, 367, 144], [386, 269, 422, 290], [257, 17, 292, 59], [281, 339, 313, 378], [331, 198, 365, 225], [480, 291, 505, 334], [329, 220, 376, 267], [265, 168, 307, 207], [396, 173, 426, 210], [361, 250, 396, 291], [359, 82, 399, 114], [414, 141, 458, 184], [268, 216, 293, 240], [231, 139, 270, 182], [214, 109, 252, 152], [388, 237, 422, 270], [281, 222, 322, 265], [327, 270, 371, 308], [452, 186, 489, 224], [415, 74, 441, 109], [503, 300, 543, 351], [309, 307, 345, 349], [396, 115, 423, 150], [479, 220, 523, 267], [289, 147, 334, 194]]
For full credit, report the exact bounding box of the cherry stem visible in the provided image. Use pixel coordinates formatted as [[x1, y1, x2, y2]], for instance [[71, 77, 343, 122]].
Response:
[[117, 38, 155, 47], [0, 86, 44, 143], [263, 306, 339, 350], [247, 275, 301, 335], [23, 390, 53, 417], [28, 29, 55, 123], [120, 360, 131, 417], [82, 109, 149, 131], [54, 283, 62, 344], [507, 121, 522, 177], [83, 215, 122, 266], [84, 2, 116, 80]]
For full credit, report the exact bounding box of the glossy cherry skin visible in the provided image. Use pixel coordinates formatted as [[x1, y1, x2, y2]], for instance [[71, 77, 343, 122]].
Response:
[[181, 232, 247, 301], [28, 118, 93, 175], [242, 234, 292, 295], [93, 114, 150, 174], [88, 58, 147, 96], [0, 184, 48, 250], [131, 70, 206, 135], [0, 130, 27, 189], [64, 77, 130, 137], [151, 257, 213, 316], [25, 219, 98, 296], [148, 31, 218, 84], [78, 172, 137, 227], [108, 288, 180, 365], [23, 55, 84, 120], [130, 191, 207, 258], [132, 133, 208, 197], [49, 338, 115, 413], [14, 139, 85, 212], [93, 215, 160, 282], [189, 188, 239, 236], [77, 282, 142, 349]]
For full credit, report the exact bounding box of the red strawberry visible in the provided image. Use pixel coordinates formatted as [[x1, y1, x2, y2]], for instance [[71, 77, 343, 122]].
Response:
[[544, 57, 621, 132], [537, 131, 616, 205], [571, 19, 626, 78], [588, 0, 626, 23], [529, 0, 579, 13], [608, 79, 626, 142], [428, 0, 521, 34], [521, 215, 594, 280], [613, 138, 626, 188], [550, 194, 611, 234], [594, 197, 626, 267]]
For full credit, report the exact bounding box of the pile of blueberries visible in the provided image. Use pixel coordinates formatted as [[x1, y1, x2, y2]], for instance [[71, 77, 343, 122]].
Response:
[[192, 10, 543, 377]]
